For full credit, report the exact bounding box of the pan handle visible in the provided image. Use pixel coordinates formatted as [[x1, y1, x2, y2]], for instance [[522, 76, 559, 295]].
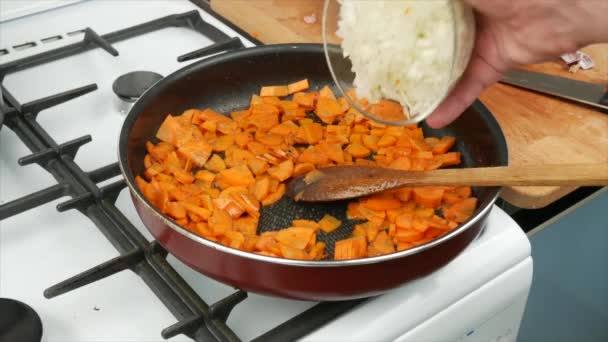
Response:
[[177, 37, 245, 62]]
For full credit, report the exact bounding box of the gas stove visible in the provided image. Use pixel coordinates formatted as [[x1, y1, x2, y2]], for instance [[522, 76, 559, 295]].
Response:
[[0, 1, 533, 341]]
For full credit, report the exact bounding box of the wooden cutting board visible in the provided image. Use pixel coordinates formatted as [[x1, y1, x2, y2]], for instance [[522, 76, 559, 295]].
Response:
[[210, 0, 608, 209]]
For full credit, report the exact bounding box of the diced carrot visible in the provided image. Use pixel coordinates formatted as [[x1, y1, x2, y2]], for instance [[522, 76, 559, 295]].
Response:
[[250, 94, 264, 105], [194, 170, 216, 184], [156, 115, 182, 145], [368, 99, 406, 122], [249, 104, 280, 130], [411, 237, 434, 246], [395, 212, 413, 230], [358, 205, 386, 227], [201, 119, 217, 133], [388, 223, 397, 237], [309, 242, 327, 260], [255, 132, 283, 146], [366, 224, 379, 242], [295, 122, 324, 145], [443, 198, 478, 223], [427, 215, 449, 230], [413, 187, 445, 209], [362, 134, 379, 151], [147, 142, 175, 162], [230, 191, 260, 218], [278, 101, 300, 112], [276, 227, 315, 250], [247, 141, 268, 155], [260, 85, 289, 97], [225, 230, 245, 249], [204, 154, 226, 172], [319, 86, 336, 100], [345, 143, 371, 158], [176, 140, 212, 167], [243, 236, 259, 252], [394, 188, 411, 202], [346, 202, 365, 220], [373, 231, 395, 254], [267, 159, 294, 182], [318, 214, 341, 233], [231, 109, 250, 121], [338, 97, 350, 112], [439, 152, 461, 166], [334, 236, 367, 260], [432, 136, 456, 154], [355, 158, 376, 166], [213, 197, 245, 218], [261, 183, 285, 206], [248, 158, 269, 176], [234, 131, 251, 148], [396, 242, 414, 251], [198, 108, 232, 123], [293, 162, 315, 176], [180, 202, 212, 221], [195, 222, 213, 238], [233, 216, 258, 236], [279, 244, 310, 260], [388, 157, 411, 170], [370, 128, 386, 137], [414, 206, 435, 218], [411, 216, 430, 232], [219, 165, 255, 187], [217, 121, 238, 135], [165, 202, 187, 220], [444, 186, 472, 204], [361, 193, 402, 211], [211, 135, 233, 152], [292, 219, 320, 231], [394, 228, 424, 243], [292, 92, 316, 109], [377, 135, 397, 147], [315, 97, 343, 124], [352, 224, 367, 240], [282, 108, 308, 122], [253, 177, 270, 201], [262, 96, 282, 106], [316, 142, 344, 163], [287, 79, 310, 94], [269, 120, 299, 136]]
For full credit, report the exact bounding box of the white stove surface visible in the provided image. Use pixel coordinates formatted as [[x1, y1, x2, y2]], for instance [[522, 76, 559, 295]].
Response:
[[0, 1, 532, 341]]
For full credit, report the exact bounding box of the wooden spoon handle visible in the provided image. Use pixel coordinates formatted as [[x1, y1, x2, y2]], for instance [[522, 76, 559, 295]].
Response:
[[404, 164, 608, 187]]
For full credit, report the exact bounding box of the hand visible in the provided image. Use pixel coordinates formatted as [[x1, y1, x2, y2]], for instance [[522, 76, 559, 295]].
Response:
[[425, 0, 608, 128]]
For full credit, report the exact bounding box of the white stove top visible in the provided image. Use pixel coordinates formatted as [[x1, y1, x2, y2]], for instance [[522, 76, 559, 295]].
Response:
[[0, 1, 532, 341]]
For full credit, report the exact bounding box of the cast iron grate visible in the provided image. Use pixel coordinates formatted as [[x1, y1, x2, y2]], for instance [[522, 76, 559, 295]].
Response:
[[0, 9, 364, 342]]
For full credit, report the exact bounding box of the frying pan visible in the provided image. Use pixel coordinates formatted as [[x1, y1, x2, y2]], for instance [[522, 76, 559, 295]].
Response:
[[118, 43, 508, 301]]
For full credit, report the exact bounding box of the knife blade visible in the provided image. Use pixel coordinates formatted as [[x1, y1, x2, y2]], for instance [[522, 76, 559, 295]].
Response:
[[499, 69, 608, 111]]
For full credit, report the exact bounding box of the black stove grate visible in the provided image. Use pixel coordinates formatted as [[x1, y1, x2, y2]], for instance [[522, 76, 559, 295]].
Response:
[[0, 8, 364, 342]]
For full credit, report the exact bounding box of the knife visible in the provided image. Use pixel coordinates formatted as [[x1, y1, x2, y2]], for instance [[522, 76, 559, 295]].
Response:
[[499, 69, 608, 111]]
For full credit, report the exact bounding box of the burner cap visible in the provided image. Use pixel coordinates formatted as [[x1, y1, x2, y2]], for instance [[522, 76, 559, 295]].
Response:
[[112, 71, 163, 102], [0, 298, 43, 342]]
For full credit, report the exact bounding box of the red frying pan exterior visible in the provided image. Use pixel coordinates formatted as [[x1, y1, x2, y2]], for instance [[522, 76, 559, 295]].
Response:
[[118, 44, 508, 301]]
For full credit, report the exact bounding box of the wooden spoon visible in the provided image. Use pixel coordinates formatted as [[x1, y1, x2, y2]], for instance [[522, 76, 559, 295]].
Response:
[[286, 164, 608, 202]]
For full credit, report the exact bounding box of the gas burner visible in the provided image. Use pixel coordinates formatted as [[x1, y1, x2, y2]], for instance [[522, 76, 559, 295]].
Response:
[[0, 298, 43, 342], [113, 71, 163, 113]]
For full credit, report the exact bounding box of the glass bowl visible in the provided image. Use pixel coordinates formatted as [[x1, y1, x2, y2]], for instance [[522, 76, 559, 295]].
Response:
[[322, 0, 476, 126]]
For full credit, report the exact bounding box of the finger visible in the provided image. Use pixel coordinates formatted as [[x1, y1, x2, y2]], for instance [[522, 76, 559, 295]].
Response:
[[425, 53, 503, 128]]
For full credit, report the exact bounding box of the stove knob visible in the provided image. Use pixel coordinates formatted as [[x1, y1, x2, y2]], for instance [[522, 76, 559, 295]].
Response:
[[112, 71, 163, 114]]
